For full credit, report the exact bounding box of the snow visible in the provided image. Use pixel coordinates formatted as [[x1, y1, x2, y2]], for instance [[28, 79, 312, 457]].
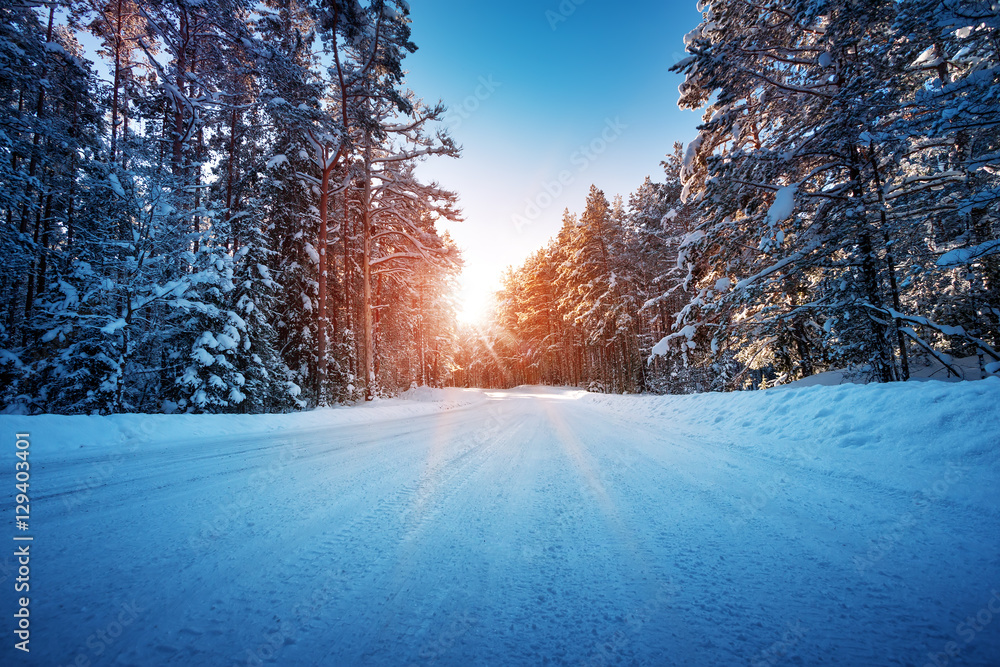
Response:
[[2, 382, 998, 665], [673, 56, 694, 69], [256, 263, 276, 288], [937, 238, 1000, 267], [682, 26, 702, 47], [912, 45, 939, 67], [215, 332, 238, 351], [650, 335, 671, 357], [781, 355, 997, 388], [766, 184, 797, 226], [195, 331, 219, 349], [397, 385, 476, 403], [192, 347, 216, 365], [678, 229, 705, 248], [41, 327, 62, 343], [0, 348, 24, 370], [303, 242, 320, 266], [108, 173, 126, 197], [661, 208, 679, 229], [681, 134, 703, 178], [265, 154, 288, 169], [678, 324, 697, 339], [99, 317, 126, 334]]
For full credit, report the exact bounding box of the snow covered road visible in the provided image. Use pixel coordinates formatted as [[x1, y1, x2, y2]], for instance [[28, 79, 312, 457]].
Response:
[[3, 382, 1000, 666]]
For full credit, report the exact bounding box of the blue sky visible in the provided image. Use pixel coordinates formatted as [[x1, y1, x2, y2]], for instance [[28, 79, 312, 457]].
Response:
[[401, 0, 706, 320]]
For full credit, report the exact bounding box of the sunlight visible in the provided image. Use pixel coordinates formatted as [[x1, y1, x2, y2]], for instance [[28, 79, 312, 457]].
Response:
[[484, 390, 587, 400], [539, 399, 637, 557], [454, 270, 497, 325]]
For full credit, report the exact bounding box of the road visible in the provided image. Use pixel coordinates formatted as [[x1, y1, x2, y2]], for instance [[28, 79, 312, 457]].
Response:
[[11, 386, 1000, 665]]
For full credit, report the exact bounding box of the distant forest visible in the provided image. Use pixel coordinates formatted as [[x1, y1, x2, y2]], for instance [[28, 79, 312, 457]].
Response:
[[2, 0, 997, 414], [458, 0, 1000, 393]]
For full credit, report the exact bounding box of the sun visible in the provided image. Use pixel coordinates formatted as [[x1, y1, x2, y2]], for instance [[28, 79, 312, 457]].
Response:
[[454, 270, 497, 324]]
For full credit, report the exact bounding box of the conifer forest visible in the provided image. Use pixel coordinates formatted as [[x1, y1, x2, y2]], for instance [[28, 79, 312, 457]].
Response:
[[2, 0, 998, 413]]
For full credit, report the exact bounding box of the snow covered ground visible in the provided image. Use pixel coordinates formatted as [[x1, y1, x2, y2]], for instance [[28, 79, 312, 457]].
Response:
[[780, 355, 993, 390], [2, 380, 999, 666]]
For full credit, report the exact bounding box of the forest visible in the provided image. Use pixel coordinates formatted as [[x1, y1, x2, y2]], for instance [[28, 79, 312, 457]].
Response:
[[459, 0, 1000, 394], [1, 0, 462, 412], [2, 0, 998, 413]]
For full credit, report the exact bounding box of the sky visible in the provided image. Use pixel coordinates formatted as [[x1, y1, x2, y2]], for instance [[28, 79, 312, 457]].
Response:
[[400, 0, 706, 321]]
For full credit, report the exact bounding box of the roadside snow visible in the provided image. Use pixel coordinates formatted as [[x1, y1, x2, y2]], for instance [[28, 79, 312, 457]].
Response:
[[780, 354, 993, 388], [1, 387, 485, 460], [583, 376, 1000, 510]]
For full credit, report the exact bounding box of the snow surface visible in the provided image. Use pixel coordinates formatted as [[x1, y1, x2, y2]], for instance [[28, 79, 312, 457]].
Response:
[[782, 354, 995, 388], [1, 381, 998, 665]]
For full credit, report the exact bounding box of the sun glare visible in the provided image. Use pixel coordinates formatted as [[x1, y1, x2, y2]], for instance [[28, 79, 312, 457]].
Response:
[[454, 273, 497, 324]]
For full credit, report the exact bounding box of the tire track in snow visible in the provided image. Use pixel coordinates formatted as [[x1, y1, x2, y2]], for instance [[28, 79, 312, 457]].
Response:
[[562, 396, 1000, 666]]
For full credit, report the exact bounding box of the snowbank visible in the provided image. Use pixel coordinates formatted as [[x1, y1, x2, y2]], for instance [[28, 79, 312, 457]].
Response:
[[396, 385, 484, 403], [780, 354, 991, 389], [0, 388, 485, 460], [583, 377, 1000, 510]]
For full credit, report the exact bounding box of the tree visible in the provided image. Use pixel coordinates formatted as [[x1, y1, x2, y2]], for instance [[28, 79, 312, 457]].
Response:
[[1, 0, 466, 413]]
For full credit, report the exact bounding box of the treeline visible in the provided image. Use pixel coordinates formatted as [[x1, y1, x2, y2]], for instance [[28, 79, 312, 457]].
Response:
[[465, 0, 999, 393], [453, 155, 714, 394], [1, 0, 461, 414]]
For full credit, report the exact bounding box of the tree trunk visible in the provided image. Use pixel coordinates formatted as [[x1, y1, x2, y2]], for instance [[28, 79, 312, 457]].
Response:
[[316, 155, 333, 402], [110, 0, 124, 163], [868, 150, 910, 381], [417, 276, 426, 386], [23, 183, 47, 322], [850, 146, 893, 382], [224, 106, 238, 243], [172, 10, 188, 178], [14, 6, 55, 334], [362, 143, 376, 400], [341, 173, 354, 383]]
